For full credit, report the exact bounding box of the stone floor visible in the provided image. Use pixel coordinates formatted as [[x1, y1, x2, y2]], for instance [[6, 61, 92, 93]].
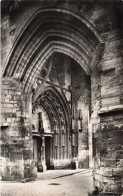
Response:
[[0, 169, 94, 196]]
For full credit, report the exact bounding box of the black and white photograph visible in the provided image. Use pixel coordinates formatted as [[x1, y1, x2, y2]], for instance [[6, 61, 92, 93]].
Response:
[[0, 0, 123, 195]]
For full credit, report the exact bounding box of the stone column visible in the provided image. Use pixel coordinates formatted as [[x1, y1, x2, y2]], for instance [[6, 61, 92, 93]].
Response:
[[41, 136, 47, 172]]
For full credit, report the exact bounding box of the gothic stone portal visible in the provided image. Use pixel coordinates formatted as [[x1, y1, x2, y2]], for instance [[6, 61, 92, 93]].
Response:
[[1, 2, 123, 195]]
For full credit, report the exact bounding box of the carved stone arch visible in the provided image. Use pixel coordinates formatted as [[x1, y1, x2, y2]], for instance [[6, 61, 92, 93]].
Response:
[[33, 85, 71, 132], [32, 85, 72, 160], [3, 8, 104, 94]]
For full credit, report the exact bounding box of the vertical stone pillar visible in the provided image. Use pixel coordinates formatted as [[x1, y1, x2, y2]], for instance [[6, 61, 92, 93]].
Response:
[[88, 118, 94, 169], [22, 93, 37, 180], [41, 136, 47, 172], [77, 92, 90, 169], [91, 7, 123, 195], [1, 78, 37, 181], [67, 118, 72, 161]]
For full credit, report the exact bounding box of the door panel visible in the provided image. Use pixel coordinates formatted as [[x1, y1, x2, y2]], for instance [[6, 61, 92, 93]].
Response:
[[45, 137, 51, 169]]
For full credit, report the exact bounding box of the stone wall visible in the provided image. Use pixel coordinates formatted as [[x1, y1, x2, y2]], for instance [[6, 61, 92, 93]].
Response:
[[90, 4, 123, 195], [1, 78, 37, 180], [93, 112, 123, 195]]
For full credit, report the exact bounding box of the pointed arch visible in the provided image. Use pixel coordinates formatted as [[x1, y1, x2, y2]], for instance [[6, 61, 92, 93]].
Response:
[[33, 85, 72, 159], [3, 8, 104, 93]]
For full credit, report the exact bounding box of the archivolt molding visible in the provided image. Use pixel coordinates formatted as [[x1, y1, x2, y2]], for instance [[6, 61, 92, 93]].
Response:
[[24, 42, 91, 93], [33, 85, 71, 117], [33, 86, 71, 134], [3, 8, 104, 93]]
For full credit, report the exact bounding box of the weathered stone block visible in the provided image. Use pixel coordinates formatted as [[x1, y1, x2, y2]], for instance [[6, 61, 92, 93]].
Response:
[[101, 159, 117, 167]]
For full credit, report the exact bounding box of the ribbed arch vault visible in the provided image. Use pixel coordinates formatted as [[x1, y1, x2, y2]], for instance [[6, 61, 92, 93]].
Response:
[[3, 8, 103, 93]]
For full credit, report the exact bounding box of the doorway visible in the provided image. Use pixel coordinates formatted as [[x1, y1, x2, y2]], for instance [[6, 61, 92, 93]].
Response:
[[45, 136, 52, 170]]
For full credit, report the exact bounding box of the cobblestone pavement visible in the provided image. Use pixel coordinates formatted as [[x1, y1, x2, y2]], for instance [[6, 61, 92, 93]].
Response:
[[0, 169, 94, 196]]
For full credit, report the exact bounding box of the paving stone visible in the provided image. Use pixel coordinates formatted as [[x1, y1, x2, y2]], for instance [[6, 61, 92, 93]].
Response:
[[0, 170, 93, 196]]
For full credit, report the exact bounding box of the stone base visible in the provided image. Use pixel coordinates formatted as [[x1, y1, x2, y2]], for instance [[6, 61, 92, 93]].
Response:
[[99, 193, 118, 196], [38, 164, 47, 172], [88, 192, 122, 196], [43, 165, 47, 172], [71, 161, 78, 169]]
